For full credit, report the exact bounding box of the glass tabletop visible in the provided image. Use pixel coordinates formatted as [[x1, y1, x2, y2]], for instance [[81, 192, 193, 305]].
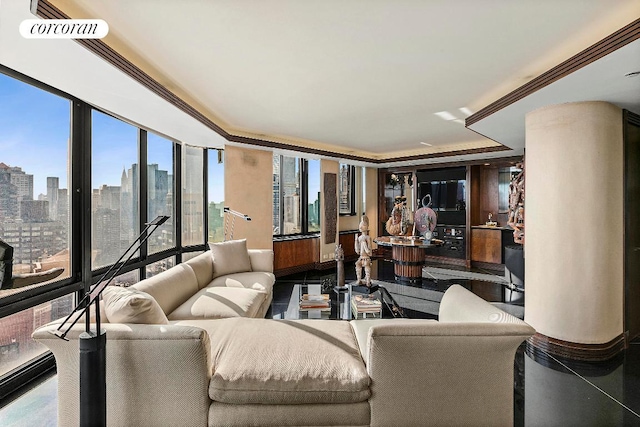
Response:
[[272, 281, 383, 320]]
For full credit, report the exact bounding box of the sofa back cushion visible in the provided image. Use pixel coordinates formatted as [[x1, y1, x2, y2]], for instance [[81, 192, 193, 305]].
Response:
[[184, 251, 214, 289], [132, 264, 198, 315], [209, 239, 252, 279], [102, 286, 169, 324]]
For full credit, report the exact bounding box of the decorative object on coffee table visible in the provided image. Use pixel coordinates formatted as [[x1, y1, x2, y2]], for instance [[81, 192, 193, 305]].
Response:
[[351, 294, 383, 319]]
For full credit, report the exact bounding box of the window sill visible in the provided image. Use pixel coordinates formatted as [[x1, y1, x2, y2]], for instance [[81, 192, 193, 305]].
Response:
[[273, 233, 320, 242]]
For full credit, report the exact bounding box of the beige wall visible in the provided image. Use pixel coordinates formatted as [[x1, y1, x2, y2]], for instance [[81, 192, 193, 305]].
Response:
[[525, 101, 623, 344], [224, 145, 273, 250]]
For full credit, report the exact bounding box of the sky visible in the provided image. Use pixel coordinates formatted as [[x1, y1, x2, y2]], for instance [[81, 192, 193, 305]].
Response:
[[0, 72, 225, 202]]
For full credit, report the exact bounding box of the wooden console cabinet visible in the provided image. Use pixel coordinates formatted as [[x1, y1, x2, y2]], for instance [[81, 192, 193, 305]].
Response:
[[470, 227, 503, 264]]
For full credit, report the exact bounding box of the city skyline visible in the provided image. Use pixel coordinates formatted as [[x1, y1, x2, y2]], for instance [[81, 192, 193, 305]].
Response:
[[0, 72, 224, 202]]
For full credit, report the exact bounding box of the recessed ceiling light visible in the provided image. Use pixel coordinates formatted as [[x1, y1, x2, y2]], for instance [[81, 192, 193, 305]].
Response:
[[452, 119, 465, 125], [434, 111, 457, 121], [459, 107, 473, 116], [484, 163, 491, 166], [624, 71, 640, 78], [420, 142, 433, 146]]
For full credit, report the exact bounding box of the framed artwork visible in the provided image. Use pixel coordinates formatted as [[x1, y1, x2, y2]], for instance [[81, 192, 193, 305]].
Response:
[[324, 172, 337, 243], [339, 164, 356, 215]]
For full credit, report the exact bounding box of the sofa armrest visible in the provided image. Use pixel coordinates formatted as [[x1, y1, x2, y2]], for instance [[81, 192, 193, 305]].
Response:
[[366, 321, 533, 427], [439, 284, 528, 324], [248, 249, 274, 273], [33, 323, 212, 427]]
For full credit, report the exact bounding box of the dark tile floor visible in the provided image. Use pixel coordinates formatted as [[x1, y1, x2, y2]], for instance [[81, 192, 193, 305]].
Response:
[[2, 260, 639, 426]]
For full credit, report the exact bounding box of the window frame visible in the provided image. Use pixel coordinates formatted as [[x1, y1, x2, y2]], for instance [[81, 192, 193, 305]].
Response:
[[339, 163, 356, 216], [0, 65, 211, 400], [272, 155, 319, 238]]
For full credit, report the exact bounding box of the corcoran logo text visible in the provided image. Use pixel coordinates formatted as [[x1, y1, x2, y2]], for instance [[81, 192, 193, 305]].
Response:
[[20, 19, 109, 39]]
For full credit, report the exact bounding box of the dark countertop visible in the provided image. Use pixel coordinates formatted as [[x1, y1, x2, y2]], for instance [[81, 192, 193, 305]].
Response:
[[471, 225, 512, 230]]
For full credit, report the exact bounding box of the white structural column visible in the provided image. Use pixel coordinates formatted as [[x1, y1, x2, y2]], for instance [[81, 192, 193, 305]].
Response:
[[525, 101, 624, 347]]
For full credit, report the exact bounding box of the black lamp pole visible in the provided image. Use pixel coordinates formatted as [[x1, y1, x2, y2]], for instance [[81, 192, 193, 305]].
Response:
[[52, 215, 170, 427]]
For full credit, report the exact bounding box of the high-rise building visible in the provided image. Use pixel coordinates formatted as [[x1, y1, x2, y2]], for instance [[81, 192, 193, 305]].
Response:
[[0, 163, 33, 219], [1, 221, 67, 267], [0, 167, 18, 220], [20, 200, 49, 222], [92, 185, 122, 267], [46, 177, 59, 220]]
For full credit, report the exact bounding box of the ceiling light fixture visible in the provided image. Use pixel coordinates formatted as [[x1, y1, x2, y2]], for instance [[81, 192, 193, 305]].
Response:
[[624, 71, 640, 78], [420, 142, 433, 147], [434, 111, 458, 121], [458, 107, 473, 116], [452, 119, 465, 125]]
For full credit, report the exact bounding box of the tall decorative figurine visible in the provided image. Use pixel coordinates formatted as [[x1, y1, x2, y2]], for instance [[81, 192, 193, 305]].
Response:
[[507, 161, 525, 244], [335, 244, 345, 288], [355, 214, 372, 287], [385, 195, 411, 236]]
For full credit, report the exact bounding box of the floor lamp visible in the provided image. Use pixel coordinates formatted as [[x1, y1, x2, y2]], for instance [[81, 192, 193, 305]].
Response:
[[223, 207, 251, 241], [51, 215, 170, 427]]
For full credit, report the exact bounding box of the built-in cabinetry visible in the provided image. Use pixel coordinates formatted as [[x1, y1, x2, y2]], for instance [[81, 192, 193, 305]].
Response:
[[470, 226, 515, 265], [273, 236, 319, 277], [379, 158, 521, 269]]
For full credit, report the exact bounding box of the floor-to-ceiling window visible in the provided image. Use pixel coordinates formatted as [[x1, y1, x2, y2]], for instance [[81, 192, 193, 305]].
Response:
[[0, 66, 212, 399], [91, 110, 139, 270], [208, 149, 224, 243], [308, 159, 321, 232], [272, 155, 320, 236], [0, 71, 74, 380], [147, 132, 175, 254], [182, 145, 204, 247]]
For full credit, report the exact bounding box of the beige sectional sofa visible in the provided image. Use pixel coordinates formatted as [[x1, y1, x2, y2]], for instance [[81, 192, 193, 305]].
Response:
[[120, 245, 276, 321], [34, 244, 534, 427]]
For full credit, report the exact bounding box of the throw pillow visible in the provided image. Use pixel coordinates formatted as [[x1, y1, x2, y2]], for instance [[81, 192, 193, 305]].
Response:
[[102, 286, 169, 324], [209, 239, 252, 278]]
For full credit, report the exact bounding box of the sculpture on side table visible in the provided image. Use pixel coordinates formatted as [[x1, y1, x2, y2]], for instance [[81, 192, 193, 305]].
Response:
[[355, 214, 372, 287], [335, 244, 345, 288]]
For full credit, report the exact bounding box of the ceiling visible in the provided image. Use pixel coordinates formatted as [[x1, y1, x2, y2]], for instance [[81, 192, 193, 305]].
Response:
[[36, 0, 640, 163]]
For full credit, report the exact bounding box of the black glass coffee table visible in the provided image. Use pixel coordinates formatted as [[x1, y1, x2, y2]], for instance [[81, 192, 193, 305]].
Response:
[[270, 281, 384, 320]]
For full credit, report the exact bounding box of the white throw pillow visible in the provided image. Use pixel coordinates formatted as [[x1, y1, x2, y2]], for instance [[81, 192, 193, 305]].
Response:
[[102, 286, 169, 324], [209, 239, 252, 278]]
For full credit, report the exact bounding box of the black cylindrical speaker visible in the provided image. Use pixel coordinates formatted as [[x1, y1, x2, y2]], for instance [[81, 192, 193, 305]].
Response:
[[79, 330, 107, 427]]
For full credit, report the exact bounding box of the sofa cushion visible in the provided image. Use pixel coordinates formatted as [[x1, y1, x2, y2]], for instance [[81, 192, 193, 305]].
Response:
[[207, 271, 275, 293], [131, 264, 199, 315], [206, 318, 370, 405], [167, 287, 266, 320], [102, 286, 169, 324], [184, 251, 214, 289], [209, 239, 252, 279]]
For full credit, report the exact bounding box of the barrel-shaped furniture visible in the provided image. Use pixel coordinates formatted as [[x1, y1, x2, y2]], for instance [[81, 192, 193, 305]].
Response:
[[374, 236, 441, 282]]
